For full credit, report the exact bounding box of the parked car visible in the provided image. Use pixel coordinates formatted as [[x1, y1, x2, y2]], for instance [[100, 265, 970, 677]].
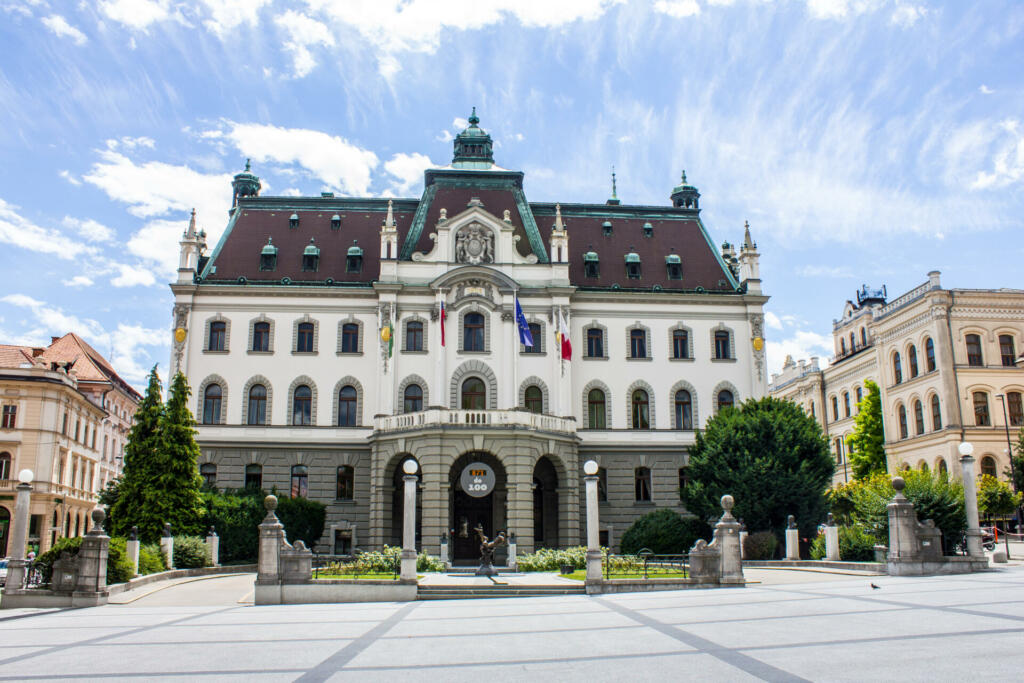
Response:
[[0, 558, 8, 587]]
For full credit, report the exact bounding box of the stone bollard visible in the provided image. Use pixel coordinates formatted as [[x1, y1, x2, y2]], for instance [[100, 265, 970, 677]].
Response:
[[507, 532, 517, 572], [255, 495, 286, 605], [583, 461, 602, 581], [439, 532, 450, 569], [2, 470, 33, 592], [76, 508, 110, 594], [160, 523, 174, 569], [400, 461, 419, 581], [206, 527, 220, 567], [715, 495, 744, 584], [785, 515, 800, 560], [126, 526, 140, 576], [688, 539, 721, 583], [738, 518, 748, 560], [959, 446, 984, 558], [825, 513, 840, 561]]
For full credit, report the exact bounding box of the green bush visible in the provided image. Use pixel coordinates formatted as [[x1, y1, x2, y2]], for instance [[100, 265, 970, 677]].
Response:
[[105, 537, 135, 584], [620, 509, 711, 555], [173, 536, 210, 569], [34, 535, 133, 585], [275, 494, 327, 549], [516, 546, 590, 572], [743, 531, 778, 560], [809, 526, 878, 562], [202, 489, 264, 564], [336, 546, 443, 574], [139, 543, 168, 575]]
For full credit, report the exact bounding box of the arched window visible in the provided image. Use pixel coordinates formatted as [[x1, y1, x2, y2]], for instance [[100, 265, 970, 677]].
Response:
[[860, 327, 867, 346], [337, 385, 357, 426], [937, 459, 948, 476], [925, 337, 936, 372], [1000, 335, 1017, 366], [966, 334, 983, 366], [856, 386, 863, 404], [674, 390, 692, 430], [200, 463, 216, 487], [0, 452, 11, 480], [244, 464, 262, 489], [840, 338, 846, 355], [461, 377, 486, 409], [973, 392, 990, 426], [247, 384, 267, 425], [464, 312, 485, 351], [898, 405, 908, 439], [834, 437, 843, 464], [631, 390, 650, 429], [913, 400, 924, 435], [849, 332, 855, 350], [524, 386, 543, 413], [290, 464, 308, 498], [931, 395, 942, 430], [843, 392, 851, 418], [718, 390, 734, 412], [252, 321, 270, 352], [340, 323, 359, 353], [908, 345, 919, 378], [587, 389, 606, 429], [634, 467, 652, 502], [292, 385, 312, 425], [981, 456, 997, 478], [919, 460, 929, 472], [403, 384, 423, 413], [405, 321, 423, 351], [208, 321, 226, 351], [830, 396, 838, 421], [202, 384, 222, 425], [1008, 391, 1023, 426], [893, 352, 902, 384], [714, 330, 731, 359], [296, 322, 315, 353], [336, 465, 354, 501]]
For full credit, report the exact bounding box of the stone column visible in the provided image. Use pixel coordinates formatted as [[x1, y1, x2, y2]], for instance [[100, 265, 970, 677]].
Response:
[[126, 526, 140, 576], [3, 473, 33, 591], [76, 509, 110, 593], [160, 523, 174, 569], [434, 291, 447, 409], [716, 495, 744, 585], [785, 515, 800, 560], [825, 514, 840, 561], [206, 527, 220, 567], [257, 495, 285, 582], [503, 302, 516, 409], [960, 453, 984, 557], [401, 473, 418, 580], [584, 464, 602, 580]]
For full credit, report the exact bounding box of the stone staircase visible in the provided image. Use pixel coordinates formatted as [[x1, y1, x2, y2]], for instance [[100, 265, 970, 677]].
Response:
[[417, 584, 586, 600]]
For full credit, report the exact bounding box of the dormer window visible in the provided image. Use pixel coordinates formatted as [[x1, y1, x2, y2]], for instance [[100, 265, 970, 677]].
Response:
[[583, 250, 599, 278], [346, 242, 363, 273], [643, 222, 653, 237], [302, 239, 320, 272], [625, 251, 641, 279], [331, 214, 341, 230], [289, 213, 299, 229], [602, 221, 613, 237], [259, 237, 277, 271], [665, 254, 682, 280]]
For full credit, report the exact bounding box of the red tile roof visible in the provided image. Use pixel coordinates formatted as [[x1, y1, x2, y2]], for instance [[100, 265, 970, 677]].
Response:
[[37, 333, 141, 400], [0, 344, 36, 369]]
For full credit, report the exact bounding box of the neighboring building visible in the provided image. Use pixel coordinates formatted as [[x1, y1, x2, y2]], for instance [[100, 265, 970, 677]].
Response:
[[0, 334, 140, 555], [770, 272, 1024, 485], [170, 111, 769, 557]]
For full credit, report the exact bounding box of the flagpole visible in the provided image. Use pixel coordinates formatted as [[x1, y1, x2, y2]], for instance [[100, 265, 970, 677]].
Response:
[[512, 290, 519, 411]]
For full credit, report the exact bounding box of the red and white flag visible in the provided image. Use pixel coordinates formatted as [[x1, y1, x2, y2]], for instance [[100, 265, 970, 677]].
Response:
[[440, 301, 447, 347], [557, 308, 572, 360]]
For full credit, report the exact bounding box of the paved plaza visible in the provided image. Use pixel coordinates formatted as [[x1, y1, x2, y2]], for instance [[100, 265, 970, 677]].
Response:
[[1, 567, 1023, 681]]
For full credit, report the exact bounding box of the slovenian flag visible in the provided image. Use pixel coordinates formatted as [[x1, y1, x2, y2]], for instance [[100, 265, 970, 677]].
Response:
[[557, 308, 572, 360], [515, 298, 534, 348], [440, 301, 447, 347]]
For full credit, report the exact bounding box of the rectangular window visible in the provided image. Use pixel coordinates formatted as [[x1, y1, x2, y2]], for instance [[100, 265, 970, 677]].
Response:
[[672, 330, 689, 359], [209, 321, 226, 351], [634, 467, 652, 502], [336, 466, 354, 501], [678, 468, 689, 500], [966, 334, 983, 366], [252, 322, 270, 351], [463, 313, 485, 351], [584, 260, 599, 278], [405, 321, 423, 351], [291, 465, 309, 498], [973, 392, 990, 426], [245, 464, 262, 490], [1, 405, 16, 429], [714, 331, 730, 359], [1000, 335, 1016, 367], [341, 323, 359, 353], [334, 529, 353, 555], [296, 323, 314, 353], [524, 323, 542, 353], [629, 329, 647, 359], [587, 328, 604, 358], [597, 468, 608, 502], [1008, 392, 1023, 427]]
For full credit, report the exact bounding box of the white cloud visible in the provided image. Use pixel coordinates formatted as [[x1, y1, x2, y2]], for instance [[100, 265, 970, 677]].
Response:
[[274, 10, 335, 78], [59, 170, 81, 186], [198, 0, 271, 36], [126, 218, 186, 275], [979, 85, 994, 95], [765, 311, 783, 330], [280, 187, 302, 197], [220, 121, 379, 195], [0, 199, 94, 260], [62, 216, 115, 243], [453, 117, 469, 130], [970, 119, 1024, 190], [111, 263, 158, 287], [437, 130, 455, 143], [766, 330, 834, 377], [41, 14, 88, 45], [654, 0, 701, 18], [98, 0, 171, 30], [890, 3, 926, 28], [798, 265, 855, 278], [384, 152, 434, 194], [64, 275, 94, 288]]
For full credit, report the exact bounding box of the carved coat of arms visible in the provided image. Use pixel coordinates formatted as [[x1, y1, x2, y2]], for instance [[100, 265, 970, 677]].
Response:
[[455, 224, 494, 264]]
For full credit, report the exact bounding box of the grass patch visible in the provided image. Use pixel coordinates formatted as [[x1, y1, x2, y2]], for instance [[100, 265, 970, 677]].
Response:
[[314, 572, 401, 580], [560, 570, 691, 581]]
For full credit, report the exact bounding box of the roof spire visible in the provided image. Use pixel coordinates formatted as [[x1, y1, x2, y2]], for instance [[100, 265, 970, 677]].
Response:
[[606, 166, 621, 206], [245, 158, 251, 172], [553, 203, 565, 232], [743, 220, 754, 249], [681, 170, 687, 184], [384, 199, 396, 229], [186, 208, 197, 238], [468, 106, 479, 126]]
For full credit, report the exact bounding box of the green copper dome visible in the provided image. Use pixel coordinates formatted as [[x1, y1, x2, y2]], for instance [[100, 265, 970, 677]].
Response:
[[452, 107, 495, 169], [261, 237, 277, 255]]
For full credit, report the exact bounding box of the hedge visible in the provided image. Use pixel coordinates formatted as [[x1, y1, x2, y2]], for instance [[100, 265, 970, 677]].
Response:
[[620, 509, 712, 555], [34, 536, 134, 585]]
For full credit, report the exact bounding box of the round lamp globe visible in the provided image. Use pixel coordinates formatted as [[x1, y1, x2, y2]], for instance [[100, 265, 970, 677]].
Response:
[[958, 441, 974, 457], [17, 469, 33, 484], [403, 459, 419, 475], [583, 460, 599, 476]]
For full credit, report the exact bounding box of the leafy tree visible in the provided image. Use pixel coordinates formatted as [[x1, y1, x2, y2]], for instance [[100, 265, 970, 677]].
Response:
[[153, 372, 206, 538], [681, 397, 834, 542], [109, 366, 164, 540], [619, 508, 711, 554], [847, 379, 887, 479], [977, 474, 1022, 518], [1003, 428, 1024, 494]]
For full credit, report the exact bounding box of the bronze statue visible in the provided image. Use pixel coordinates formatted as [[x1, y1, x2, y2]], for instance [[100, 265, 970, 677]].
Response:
[[474, 524, 506, 576]]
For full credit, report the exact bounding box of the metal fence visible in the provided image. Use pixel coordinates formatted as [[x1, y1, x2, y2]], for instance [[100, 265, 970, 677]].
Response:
[[603, 550, 689, 580], [311, 551, 400, 580]]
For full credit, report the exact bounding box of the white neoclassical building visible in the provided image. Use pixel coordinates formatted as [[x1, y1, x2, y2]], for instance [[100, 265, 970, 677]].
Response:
[[770, 272, 1024, 485], [170, 112, 768, 557]]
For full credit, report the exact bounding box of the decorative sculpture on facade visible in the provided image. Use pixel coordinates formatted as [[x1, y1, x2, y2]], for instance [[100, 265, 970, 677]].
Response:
[[455, 224, 494, 264]]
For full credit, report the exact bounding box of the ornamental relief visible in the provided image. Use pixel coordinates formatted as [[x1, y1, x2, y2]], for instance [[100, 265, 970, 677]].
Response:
[[453, 278, 495, 305], [454, 223, 494, 264]]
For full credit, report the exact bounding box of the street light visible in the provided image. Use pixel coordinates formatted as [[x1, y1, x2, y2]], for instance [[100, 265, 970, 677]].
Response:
[[958, 441, 974, 457], [583, 460, 599, 476], [402, 459, 419, 475], [18, 469, 34, 484]]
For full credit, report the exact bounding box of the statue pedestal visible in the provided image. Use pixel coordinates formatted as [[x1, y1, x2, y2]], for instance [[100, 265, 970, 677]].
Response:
[[475, 560, 498, 577]]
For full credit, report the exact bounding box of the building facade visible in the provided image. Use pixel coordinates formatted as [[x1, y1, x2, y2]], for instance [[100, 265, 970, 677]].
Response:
[[171, 113, 769, 557], [770, 272, 1024, 485], [0, 334, 139, 555]]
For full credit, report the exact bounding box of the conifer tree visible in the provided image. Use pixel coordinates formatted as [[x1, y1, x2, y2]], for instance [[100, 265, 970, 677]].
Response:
[[109, 365, 164, 540], [847, 379, 887, 480], [152, 371, 205, 537]]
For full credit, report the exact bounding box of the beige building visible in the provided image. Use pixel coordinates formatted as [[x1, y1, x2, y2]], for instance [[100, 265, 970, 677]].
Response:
[[0, 334, 139, 555], [770, 272, 1024, 485]]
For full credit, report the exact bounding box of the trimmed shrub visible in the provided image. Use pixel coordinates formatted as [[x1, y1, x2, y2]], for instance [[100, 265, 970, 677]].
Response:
[[743, 531, 778, 560], [35, 536, 134, 585], [516, 546, 590, 572], [810, 526, 877, 562], [139, 543, 168, 575], [173, 535, 210, 569], [339, 546, 443, 574], [203, 490, 264, 564], [620, 509, 712, 555], [105, 537, 135, 584], [276, 494, 327, 549]]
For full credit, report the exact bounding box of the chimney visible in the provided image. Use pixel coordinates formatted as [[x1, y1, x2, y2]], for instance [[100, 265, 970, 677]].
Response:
[[51, 336, 61, 345]]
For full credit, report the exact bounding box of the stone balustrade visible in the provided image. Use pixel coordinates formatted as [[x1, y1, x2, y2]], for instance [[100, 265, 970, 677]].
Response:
[[374, 407, 577, 434]]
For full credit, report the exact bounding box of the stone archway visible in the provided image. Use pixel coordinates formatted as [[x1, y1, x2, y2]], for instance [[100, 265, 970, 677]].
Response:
[[533, 456, 559, 549], [448, 451, 508, 564]]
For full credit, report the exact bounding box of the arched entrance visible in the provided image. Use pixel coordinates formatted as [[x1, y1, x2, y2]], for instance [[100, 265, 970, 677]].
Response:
[[533, 456, 559, 549], [449, 452, 507, 563], [0, 506, 10, 557], [388, 454, 422, 548]]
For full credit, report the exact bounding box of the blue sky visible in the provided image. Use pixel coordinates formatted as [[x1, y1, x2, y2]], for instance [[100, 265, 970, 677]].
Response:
[[1, 0, 1022, 390]]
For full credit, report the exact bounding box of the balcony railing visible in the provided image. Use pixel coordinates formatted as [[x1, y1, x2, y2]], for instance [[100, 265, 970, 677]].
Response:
[[374, 407, 577, 434]]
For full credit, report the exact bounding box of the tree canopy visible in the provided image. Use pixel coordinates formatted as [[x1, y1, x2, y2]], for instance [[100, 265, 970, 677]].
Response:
[[109, 365, 164, 540], [847, 379, 887, 480], [680, 396, 834, 541]]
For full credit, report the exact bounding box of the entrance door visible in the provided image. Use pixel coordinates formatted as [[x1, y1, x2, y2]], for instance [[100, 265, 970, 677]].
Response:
[[451, 490, 493, 562]]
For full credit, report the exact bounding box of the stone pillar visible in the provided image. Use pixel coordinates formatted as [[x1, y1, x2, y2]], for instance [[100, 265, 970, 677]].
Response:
[[206, 527, 220, 567], [3, 474, 33, 591], [126, 526, 140, 576], [507, 532, 517, 571], [785, 515, 800, 560], [825, 514, 840, 561], [439, 532, 449, 569], [716, 495, 744, 584], [76, 509, 110, 593], [160, 523, 174, 569], [257, 495, 285, 582], [401, 473, 418, 580], [887, 477, 919, 561], [960, 453, 984, 557], [584, 468, 602, 580]]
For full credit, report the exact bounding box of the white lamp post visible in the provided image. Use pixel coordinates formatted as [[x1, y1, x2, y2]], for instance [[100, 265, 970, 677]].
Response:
[[3, 470, 34, 592], [958, 441, 984, 557], [400, 459, 419, 580], [583, 460, 602, 580]]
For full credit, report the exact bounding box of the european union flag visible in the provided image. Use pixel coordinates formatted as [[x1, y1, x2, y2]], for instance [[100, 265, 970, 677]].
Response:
[[515, 298, 534, 348]]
